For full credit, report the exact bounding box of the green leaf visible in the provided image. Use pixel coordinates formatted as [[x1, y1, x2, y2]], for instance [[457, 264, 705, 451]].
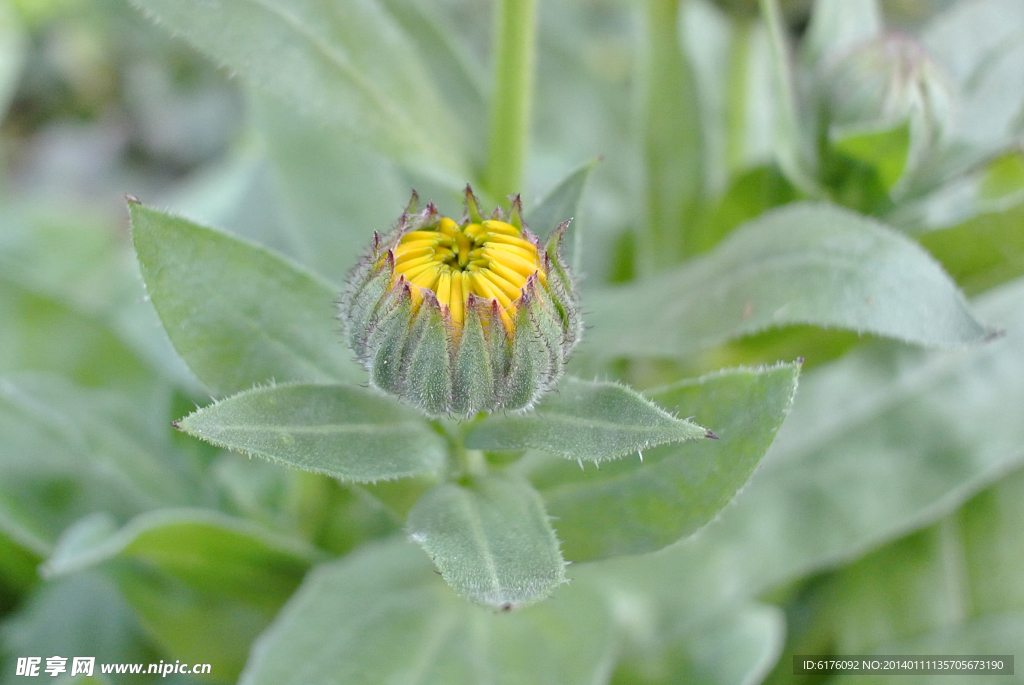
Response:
[[584, 202, 991, 359], [923, 0, 1024, 158], [467, 377, 709, 463], [0, 374, 197, 552], [130, 0, 470, 178], [0, 527, 40, 597], [41, 509, 315, 681], [0, 572, 158, 680], [689, 165, 801, 256], [176, 383, 446, 482], [129, 202, 362, 395], [831, 122, 911, 192], [527, 158, 598, 273], [239, 539, 614, 685], [776, 467, 1024, 683], [579, 277, 1024, 618], [252, 94, 411, 282], [802, 0, 881, 66], [920, 202, 1024, 297], [830, 613, 1024, 685], [522, 363, 799, 562], [610, 602, 785, 685], [406, 474, 565, 608], [377, 0, 488, 166]]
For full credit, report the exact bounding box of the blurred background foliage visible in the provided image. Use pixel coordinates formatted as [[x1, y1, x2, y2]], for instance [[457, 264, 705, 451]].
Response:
[[0, 0, 1023, 682]]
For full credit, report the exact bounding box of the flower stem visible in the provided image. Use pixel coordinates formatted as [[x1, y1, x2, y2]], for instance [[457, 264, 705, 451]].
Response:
[[485, 0, 538, 200], [639, 0, 703, 273]]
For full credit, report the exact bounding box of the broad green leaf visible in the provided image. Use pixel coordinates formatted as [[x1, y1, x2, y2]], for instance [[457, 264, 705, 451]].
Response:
[[611, 602, 785, 685], [826, 613, 1024, 685], [578, 276, 1024, 619], [0, 212, 167, 391], [0, 279, 153, 391], [584, 202, 990, 359], [162, 146, 302, 265], [920, 202, 1024, 297], [689, 165, 800, 256], [639, 0, 703, 267], [42, 509, 316, 681], [176, 384, 446, 482], [831, 123, 911, 192], [780, 468, 1024, 685], [802, 0, 880, 66], [0, 527, 39, 597], [522, 364, 799, 562], [467, 377, 709, 463], [0, 374, 197, 552], [239, 539, 614, 685], [527, 158, 598, 273], [130, 202, 361, 395], [0, 572, 158, 685], [406, 474, 565, 608], [130, 0, 469, 179], [252, 94, 411, 282], [958, 467, 1024, 615], [923, 0, 1024, 158], [377, 0, 488, 165]]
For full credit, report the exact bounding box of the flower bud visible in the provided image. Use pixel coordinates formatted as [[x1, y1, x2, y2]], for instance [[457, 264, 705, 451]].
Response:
[[339, 186, 582, 418], [825, 33, 955, 143]]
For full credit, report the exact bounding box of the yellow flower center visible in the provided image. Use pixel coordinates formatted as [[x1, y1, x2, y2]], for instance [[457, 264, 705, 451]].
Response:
[[392, 217, 542, 330]]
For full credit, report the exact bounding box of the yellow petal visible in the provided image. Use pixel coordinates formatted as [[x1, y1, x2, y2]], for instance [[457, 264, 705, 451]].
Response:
[[438, 217, 460, 237], [436, 272, 452, 308], [470, 272, 513, 310], [483, 246, 538, 277], [481, 220, 519, 237], [410, 266, 441, 291], [393, 246, 433, 263], [450, 272, 464, 326], [484, 233, 537, 252], [479, 269, 522, 301], [484, 242, 537, 262], [394, 254, 436, 273], [402, 230, 444, 242], [487, 259, 528, 287]]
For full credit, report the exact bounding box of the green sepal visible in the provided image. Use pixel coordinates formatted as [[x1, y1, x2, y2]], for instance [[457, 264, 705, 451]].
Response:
[[367, 282, 415, 396], [508, 194, 525, 230], [452, 301, 496, 416], [502, 278, 557, 410], [345, 251, 394, 361], [464, 185, 484, 223], [404, 291, 453, 417]]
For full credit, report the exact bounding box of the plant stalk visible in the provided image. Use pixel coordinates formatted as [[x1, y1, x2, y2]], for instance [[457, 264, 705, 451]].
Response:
[[485, 0, 538, 200], [639, 0, 704, 273]]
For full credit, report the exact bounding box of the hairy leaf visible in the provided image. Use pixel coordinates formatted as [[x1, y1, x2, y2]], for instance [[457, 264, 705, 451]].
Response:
[[239, 539, 613, 685], [523, 363, 799, 561], [43, 509, 315, 680], [130, 0, 469, 178], [467, 377, 709, 463], [585, 202, 990, 358], [579, 277, 1024, 618], [130, 202, 361, 395], [528, 158, 598, 273], [0, 374, 196, 552], [176, 384, 446, 482], [406, 474, 565, 608]]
